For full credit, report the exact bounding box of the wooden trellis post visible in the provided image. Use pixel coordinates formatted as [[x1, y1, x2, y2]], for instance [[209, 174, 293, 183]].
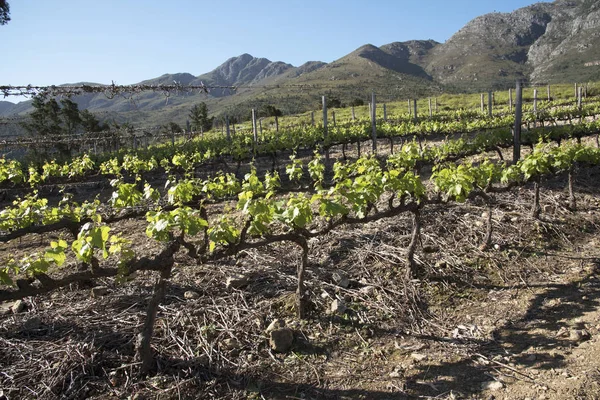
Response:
[[513, 80, 523, 164]]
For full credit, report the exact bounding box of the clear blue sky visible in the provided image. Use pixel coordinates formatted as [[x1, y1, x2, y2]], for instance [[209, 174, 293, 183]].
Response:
[[1, 0, 551, 102]]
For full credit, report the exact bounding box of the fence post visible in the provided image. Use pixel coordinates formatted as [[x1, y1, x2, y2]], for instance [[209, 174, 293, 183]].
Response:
[[547, 84, 551, 101], [480, 93, 485, 114], [533, 89, 538, 114], [578, 86, 583, 109], [513, 80, 523, 164], [311, 111, 315, 127], [428, 98, 432, 117], [225, 116, 231, 141], [408, 99, 411, 116], [488, 91, 493, 118], [413, 99, 418, 122], [383, 103, 387, 122], [332, 110, 336, 127], [259, 118, 263, 136], [351, 106, 356, 121], [322, 96, 329, 161], [371, 92, 377, 152], [252, 109, 258, 144], [435, 97, 438, 113], [575, 83, 578, 99], [186, 120, 191, 134], [509, 88, 513, 112], [275, 115, 279, 132]]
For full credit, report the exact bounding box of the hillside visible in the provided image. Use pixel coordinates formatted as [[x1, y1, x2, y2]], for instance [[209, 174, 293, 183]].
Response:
[[3, 0, 600, 129], [425, 0, 600, 89], [0, 101, 16, 117]]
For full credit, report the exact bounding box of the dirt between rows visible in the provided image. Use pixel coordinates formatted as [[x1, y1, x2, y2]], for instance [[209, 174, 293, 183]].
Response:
[[1, 144, 600, 399]]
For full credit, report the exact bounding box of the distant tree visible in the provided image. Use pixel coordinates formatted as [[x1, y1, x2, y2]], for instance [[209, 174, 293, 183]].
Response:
[[23, 96, 108, 158], [321, 97, 344, 109], [329, 98, 343, 108], [60, 98, 81, 136], [261, 105, 283, 118], [349, 98, 365, 107], [165, 122, 182, 133], [80, 109, 108, 132], [23, 96, 61, 138], [22, 97, 69, 157], [0, 1, 10, 25], [189, 103, 214, 132]]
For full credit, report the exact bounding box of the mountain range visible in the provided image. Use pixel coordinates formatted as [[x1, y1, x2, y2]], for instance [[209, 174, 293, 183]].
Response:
[[2, 0, 600, 129]]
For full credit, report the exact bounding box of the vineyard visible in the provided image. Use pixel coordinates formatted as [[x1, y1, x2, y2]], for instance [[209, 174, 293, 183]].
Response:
[[2, 86, 600, 399]]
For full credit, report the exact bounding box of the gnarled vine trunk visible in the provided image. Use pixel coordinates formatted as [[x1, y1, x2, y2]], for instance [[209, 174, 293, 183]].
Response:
[[137, 264, 172, 375], [568, 166, 576, 210], [532, 178, 541, 218], [295, 237, 309, 319], [406, 208, 421, 280]]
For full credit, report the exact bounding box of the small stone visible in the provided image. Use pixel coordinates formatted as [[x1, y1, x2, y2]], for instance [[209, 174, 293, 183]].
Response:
[[221, 338, 239, 351], [434, 260, 447, 269], [569, 329, 590, 342], [195, 354, 209, 366], [389, 370, 401, 378], [332, 270, 350, 288], [184, 290, 200, 300], [556, 326, 569, 337], [481, 211, 489, 219], [11, 300, 25, 314], [481, 381, 504, 391], [475, 221, 483, 227], [22, 316, 42, 330], [90, 286, 109, 298], [330, 299, 347, 314], [359, 286, 375, 295], [510, 216, 519, 223], [494, 244, 501, 250], [0, 302, 12, 315], [265, 319, 285, 334], [422, 245, 439, 254], [269, 328, 294, 352], [411, 353, 427, 361], [226, 274, 249, 289]]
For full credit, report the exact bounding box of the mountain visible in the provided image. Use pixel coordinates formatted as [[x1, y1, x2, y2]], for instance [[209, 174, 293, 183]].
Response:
[[424, 0, 600, 89], [0, 101, 16, 116], [195, 54, 293, 89], [3, 0, 600, 129], [380, 40, 439, 67], [527, 0, 600, 82]]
